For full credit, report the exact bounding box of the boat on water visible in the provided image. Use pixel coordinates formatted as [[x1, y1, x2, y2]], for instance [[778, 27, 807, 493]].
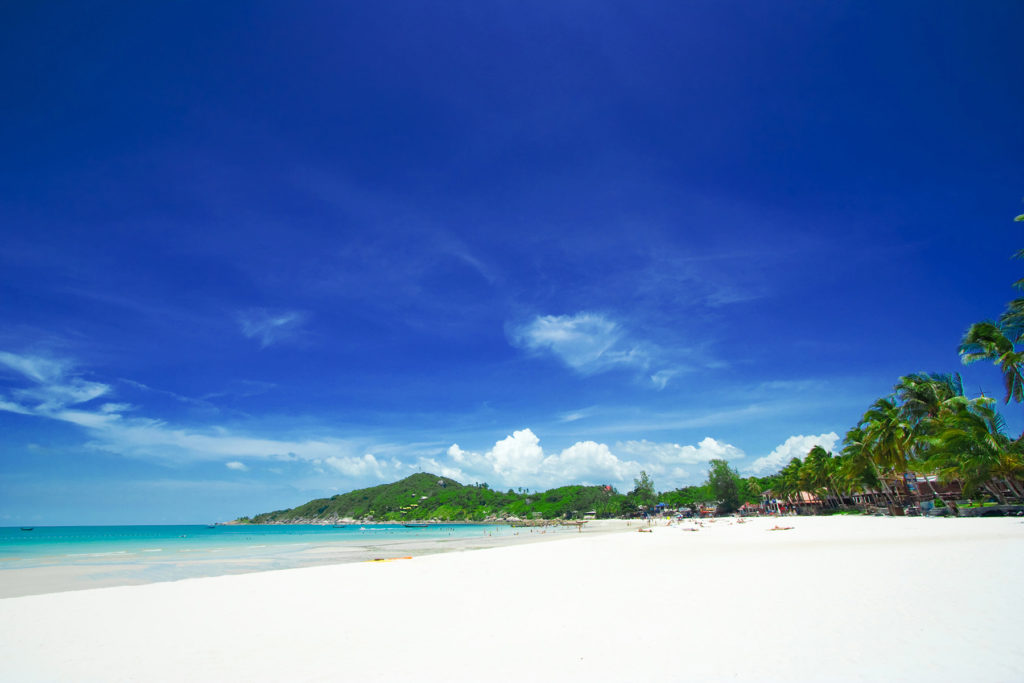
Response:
[[20, 527, 34, 531], [402, 522, 429, 528], [333, 524, 347, 528]]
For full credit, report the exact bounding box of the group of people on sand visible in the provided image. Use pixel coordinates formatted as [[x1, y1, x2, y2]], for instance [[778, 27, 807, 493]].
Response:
[[634, 516, 796, 533]]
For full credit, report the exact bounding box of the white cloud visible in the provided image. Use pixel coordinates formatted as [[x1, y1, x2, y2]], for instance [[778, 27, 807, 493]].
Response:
[[0, 351, 843, 494], [510, 313, 630, 372], [0, 351, 109, 416], [236, 308, 309, 348], [489, 429, 545, 478], [443, 429, 638, 490], [542, 440, 633, 483], [0, 351, 398, 479], [323, 453, 385, 478], [441, 430, 755, 491], [0, 398, 32, 415], [744, 432, 840, 475], [0, 351, 68, 383], [509, 312, 682, 387], [650, 370, 677, 390], [617, 437, 745, 466]]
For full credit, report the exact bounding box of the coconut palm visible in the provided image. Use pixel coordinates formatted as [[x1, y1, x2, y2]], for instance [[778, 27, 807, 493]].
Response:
[[923, 396, 1021, 503], [800, 445, 846, 507], [893, 372, 965, 496], [859, 397, 913, 501], [774, 457, 804, 506], [840, 425, 895, 507], [959, 321, 1024, 405], [895, 372, 964, 424]]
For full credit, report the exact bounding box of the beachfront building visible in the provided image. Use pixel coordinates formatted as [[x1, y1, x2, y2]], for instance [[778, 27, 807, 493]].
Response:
[[760, 490, 823, 515]]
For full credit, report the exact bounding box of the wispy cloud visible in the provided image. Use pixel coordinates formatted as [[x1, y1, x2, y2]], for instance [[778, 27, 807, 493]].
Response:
[[0, 351, 390, 477], [0, 351, 68, 384], [509, 312, 679, 387], [558, 406, 597, 423], [236, 309, 309, 348], [225, 461, 248, 471], [0, 350, 109, 413]]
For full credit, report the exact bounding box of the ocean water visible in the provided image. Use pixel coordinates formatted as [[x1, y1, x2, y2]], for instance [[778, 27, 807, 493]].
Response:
[[0, 523, 518, 569]]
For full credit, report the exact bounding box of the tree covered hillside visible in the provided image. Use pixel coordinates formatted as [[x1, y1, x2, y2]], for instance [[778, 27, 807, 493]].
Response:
[[237, 472, 676, 523]]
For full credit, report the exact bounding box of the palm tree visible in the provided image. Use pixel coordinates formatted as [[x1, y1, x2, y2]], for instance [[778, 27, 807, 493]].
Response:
[[959, 211, 1024, 407], [800, 446, 846, 507], [840, 426, 896, 507], [923, 396, 1021, 503], [774, 457, 804, 509], [893, 372, 965, 497], [959, 321, 1024, 405], [860, 397, 913, 501], [895, 372, 964, 424]]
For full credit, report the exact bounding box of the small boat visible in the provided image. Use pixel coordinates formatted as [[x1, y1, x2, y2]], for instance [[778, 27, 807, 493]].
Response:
[[20, 527, 34, 531], [402, 522, 429, 528], [206, 524, 217, 528], [332, 524, 347, 528]]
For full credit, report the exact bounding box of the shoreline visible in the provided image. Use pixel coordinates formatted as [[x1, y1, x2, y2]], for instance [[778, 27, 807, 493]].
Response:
[[0, 519, 636, 599], [1, 516, 1022, 681]]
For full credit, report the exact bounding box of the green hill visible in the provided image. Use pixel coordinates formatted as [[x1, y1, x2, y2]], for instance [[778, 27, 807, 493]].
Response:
[[237, 473, 634, 523]]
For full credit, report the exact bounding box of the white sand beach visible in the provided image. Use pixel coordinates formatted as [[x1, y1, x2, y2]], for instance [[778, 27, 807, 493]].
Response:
[[1, 516, 1022, 682]]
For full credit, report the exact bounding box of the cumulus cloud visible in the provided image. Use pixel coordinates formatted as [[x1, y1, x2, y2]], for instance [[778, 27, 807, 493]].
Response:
[[441, 430, 756, 491], [445, 428, 637, 490], [441, 430, 844, 492], [226, 461, 248, 471], [744, 432, 840, 475], [236, 308, 309, 348]]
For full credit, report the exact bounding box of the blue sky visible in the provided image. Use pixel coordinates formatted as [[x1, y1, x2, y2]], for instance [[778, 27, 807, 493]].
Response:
[[2, 2, 1023, 524]]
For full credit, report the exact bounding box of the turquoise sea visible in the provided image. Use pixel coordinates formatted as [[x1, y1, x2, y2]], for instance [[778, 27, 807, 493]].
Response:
[[0, 523, 517, 567], [0, 524, 530, 595]]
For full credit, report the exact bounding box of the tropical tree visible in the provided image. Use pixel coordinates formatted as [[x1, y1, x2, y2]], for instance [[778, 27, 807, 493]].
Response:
[[707, 459, 741, 513], [800, 445, 845, 507], [773, 457, 804, 505], [839, 426, 895, 506], [745, 477, 762, 502], [959, 321, 1024, 405], [859, 397, 913, 501], [630, 470, 656, 509], [893, 372, 965, 496], [922, 396, 1021, 502], [958, 211, 1024, 407]]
